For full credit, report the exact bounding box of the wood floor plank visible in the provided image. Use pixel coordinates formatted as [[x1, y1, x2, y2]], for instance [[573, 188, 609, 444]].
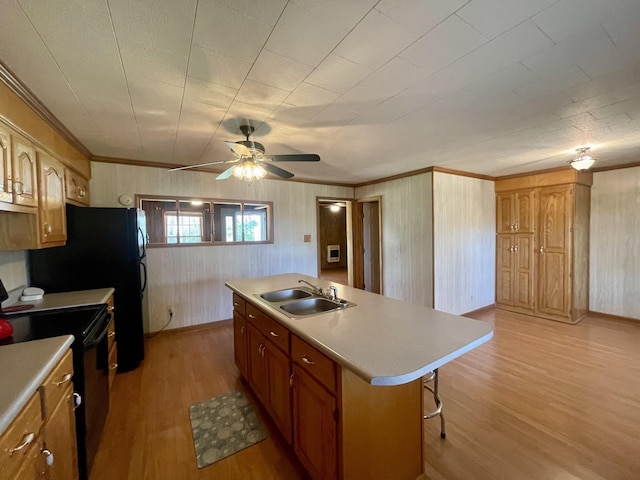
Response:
[[90, 310, 640, 480]]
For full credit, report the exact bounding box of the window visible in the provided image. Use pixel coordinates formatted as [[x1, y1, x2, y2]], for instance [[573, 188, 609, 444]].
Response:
[[139, 196, 273, 247]]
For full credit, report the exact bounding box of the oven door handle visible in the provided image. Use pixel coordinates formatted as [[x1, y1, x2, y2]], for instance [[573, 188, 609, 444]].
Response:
[[84, 313, 111, 349]]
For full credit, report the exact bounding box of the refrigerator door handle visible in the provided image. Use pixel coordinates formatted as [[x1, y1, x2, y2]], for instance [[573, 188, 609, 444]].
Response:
[[139, 260, 148, 296], [138, 227, 146, 260]]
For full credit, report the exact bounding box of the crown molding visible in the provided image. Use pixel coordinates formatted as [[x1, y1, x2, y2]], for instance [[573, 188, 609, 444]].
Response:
[[0, 60, 92, 158]]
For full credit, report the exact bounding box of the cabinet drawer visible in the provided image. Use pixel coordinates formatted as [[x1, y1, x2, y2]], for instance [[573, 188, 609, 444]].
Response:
[[292, 335, 336, 393], [247, 304, 290, 353], [0, 391, 42, 479], [108, 342, 118, 390], [39, 349, 73, 420], [232, 293, 246, 318]]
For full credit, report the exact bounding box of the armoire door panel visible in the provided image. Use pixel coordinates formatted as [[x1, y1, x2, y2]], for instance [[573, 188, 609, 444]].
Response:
[[515, 191, 535, 233], [514, 234, 534, 309], [497, 194, 514, 233], [538, 252, 567, 316], [540, 187, 571, 251]]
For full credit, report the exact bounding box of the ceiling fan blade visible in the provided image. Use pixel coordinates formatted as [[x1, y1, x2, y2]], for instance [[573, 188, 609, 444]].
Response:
[[216, 165, 237, 180], [264, 163, 294, 179], [168, 160, 235, 172], [268, 153, 320, 162], [225, 141, 251, 157]]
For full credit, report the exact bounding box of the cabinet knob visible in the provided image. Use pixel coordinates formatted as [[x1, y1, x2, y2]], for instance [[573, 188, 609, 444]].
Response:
[[110, 362, 118, 371], [514, 222, 519, 231], [41, 448, 54, 466], [73, 392, 82, 410], [108, 331, 116, 338], [302, 356, 315, 366], [513, 244, 519, 253], [13, 181, 23, 195], [248, 314, 255, 319], [539, 247, 545, 254], [269, 331, 279, 338], [9, 432, 35, 454]]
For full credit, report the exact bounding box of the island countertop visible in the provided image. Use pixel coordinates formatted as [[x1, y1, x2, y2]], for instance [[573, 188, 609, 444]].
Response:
[[0, 335, 74, 436], [226, 273, 493, 386]]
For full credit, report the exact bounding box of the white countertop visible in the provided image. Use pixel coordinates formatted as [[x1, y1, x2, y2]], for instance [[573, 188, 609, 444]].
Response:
[[226, 273, 493, 386], [0, 335, 74, 435], [4, 287, 114, 313]]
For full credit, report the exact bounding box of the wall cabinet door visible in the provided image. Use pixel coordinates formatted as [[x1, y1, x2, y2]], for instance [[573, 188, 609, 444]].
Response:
[[496, 234, 515, 306], [292, 366, 337, 480], [497, 190, 535, 233], [233, 312, 248, 379], [37, 152, 66, 245], [0, 126, 12, 205], [12, 137, 38, 207], [537, 186, 572, 318]]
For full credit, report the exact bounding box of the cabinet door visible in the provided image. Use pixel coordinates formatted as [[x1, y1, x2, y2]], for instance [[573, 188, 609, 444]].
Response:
[[43, 384, 78, 480], [247, 324, 267, 403], [265, 343, 292, 443], [514, 190, 535, 233], [233, 312, 248, 378], [495, 234, 514, 306], [37, 152, 66, 245], [12, 137, 37, 207], [0, 126, 11, 205], [64, 168, 90, 206], [496, 193, 514, 233], [513, 234, 535, 309], [292, 366, 337, 480], [537, 186, 572, 318]]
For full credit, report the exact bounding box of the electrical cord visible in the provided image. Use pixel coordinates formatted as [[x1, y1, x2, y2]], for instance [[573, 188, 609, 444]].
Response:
[[148, 310, 173, 338]]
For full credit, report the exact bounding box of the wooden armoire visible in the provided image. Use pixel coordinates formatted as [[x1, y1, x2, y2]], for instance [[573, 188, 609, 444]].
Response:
[[495, 169, 592, 324]]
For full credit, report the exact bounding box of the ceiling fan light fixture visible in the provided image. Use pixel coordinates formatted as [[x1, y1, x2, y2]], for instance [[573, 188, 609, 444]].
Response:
[[570, 147, 597, 170], [232, 159, 267, 181]]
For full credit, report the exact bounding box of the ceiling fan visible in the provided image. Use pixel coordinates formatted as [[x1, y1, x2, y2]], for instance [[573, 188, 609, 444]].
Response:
[[169, 125, 320, 181]]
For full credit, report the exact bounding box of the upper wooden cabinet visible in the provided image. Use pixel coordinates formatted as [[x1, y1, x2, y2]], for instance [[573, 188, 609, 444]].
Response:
[[0, 125, 12, 206], [495, 170, 591, 324], [64, 168, 90, 206], [12, 136, 38, 208], [496, 190, 535, 233], [36, 151, 66, 246]]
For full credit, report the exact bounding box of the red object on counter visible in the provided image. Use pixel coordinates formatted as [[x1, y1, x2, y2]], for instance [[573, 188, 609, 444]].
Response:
[[0, 318, 13, 340]]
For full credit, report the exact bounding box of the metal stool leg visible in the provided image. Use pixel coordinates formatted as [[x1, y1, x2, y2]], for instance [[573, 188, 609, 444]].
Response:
[[423, 368, 446, 438]]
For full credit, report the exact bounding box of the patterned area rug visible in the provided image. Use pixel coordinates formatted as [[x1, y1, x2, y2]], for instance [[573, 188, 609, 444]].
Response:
[[189, 391, 267, 468]]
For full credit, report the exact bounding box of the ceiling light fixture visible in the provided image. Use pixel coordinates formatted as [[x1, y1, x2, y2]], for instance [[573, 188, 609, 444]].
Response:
[[329, 204, 341, 212], [570, 147, 597, 171], [231, 159, 267, 182]]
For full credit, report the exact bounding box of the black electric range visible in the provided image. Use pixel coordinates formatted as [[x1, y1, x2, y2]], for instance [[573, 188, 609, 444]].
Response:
[[1, 304, 112, 480]]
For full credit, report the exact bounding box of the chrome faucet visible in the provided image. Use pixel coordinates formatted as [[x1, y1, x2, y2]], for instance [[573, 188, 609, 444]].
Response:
[[298, 279, 324, 296], [329, 286, 338, 301]]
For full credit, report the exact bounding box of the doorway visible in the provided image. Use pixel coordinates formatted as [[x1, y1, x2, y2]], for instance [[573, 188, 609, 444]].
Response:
[[353, 196, 382, 294], [317, 198, 351, 285]]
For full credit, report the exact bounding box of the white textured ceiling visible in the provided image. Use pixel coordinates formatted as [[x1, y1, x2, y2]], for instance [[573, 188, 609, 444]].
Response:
[[1, 0, 640, 184]]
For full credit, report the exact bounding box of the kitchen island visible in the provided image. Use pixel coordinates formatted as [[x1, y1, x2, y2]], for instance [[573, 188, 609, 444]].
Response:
[[226, 273, 493, 480]]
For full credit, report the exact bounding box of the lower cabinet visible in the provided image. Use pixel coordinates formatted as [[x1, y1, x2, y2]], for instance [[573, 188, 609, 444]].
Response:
[[232, 293, 424, 480], [0, 349, 78, 480]]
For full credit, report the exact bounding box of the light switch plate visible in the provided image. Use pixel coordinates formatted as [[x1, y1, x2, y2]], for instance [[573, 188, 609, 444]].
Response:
[[303, 234, 311, 243]]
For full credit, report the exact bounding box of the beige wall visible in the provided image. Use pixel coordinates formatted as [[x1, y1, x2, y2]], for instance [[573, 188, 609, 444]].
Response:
[[355, 173, 434, 307], [590, 166, 640, 319], [0, 250, 28, 294], [433, 172, 495, 315], [90, 162, 353, 332]]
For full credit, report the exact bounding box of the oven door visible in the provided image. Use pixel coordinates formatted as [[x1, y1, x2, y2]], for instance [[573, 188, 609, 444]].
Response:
[[80, 309, 111, 479]]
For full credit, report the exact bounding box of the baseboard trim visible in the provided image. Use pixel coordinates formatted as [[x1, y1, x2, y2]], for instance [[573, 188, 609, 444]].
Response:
[[462, 304, 495, 317], [588, 311, 639, 323], [146, 318, 232, 336]]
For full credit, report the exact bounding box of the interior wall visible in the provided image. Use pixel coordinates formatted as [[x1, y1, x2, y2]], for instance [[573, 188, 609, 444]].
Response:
[[90, 162, 353, 332], [433, 172, 495, 315], [319, 206, 347, 269], [590, 167, 640, 319], [355, 173, 433, 307]]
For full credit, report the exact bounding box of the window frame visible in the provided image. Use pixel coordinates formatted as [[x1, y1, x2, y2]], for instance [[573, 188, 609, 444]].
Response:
[[137, 194, 274, 248]]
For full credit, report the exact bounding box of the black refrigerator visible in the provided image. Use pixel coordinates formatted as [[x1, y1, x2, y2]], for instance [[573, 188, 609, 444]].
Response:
[[28, 204, 148, 372]]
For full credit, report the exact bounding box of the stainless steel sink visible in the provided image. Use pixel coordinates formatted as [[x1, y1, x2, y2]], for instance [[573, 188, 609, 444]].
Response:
[[259, 288, 313, 303], [279, 297, 345, 316]]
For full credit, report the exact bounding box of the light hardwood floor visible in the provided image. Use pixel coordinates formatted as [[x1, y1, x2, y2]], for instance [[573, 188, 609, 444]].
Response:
[[90, 310, 640, 480]]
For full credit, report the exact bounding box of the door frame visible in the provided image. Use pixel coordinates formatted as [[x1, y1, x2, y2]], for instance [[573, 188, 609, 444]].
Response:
[[316, 196, 354, 285], [353, 196, 383, 294]]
